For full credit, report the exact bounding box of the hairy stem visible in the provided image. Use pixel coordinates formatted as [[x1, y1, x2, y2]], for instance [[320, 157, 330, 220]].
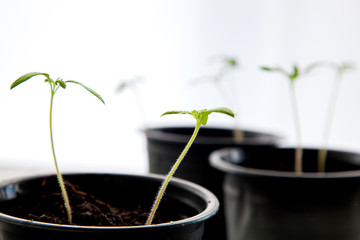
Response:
[[290, 82, 303, 174], [146, 121, 201, 225], [49, 90, 72, 223]]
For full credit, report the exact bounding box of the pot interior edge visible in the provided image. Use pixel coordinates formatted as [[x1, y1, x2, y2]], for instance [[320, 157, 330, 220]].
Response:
[[210, 147, 360, 179], [145, 127, 280, 145], [0, 173, 219, 229]]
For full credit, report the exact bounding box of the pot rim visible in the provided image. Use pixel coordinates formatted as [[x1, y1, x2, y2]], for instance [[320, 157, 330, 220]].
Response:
[[210, 147, 360, 179], [0, 172, 219, 231], [144, 126, 281, 145]]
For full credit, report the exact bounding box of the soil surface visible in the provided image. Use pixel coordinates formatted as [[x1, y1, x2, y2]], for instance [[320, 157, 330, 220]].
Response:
[[8, 177, 173, 226]]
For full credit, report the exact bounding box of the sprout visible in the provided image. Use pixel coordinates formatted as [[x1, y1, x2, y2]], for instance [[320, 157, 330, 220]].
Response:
[[116, 76, 147, 127], [190, 56, 243, 141], [146, 107, 235, 225], [261, 64, 320, 174], [317, 62, 356, 172], [11, 72, 104, 222]]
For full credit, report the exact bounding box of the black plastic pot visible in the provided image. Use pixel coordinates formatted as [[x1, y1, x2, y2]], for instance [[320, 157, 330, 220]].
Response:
[[145, 126, 279, 240], [0, 173, 219, 240], [210, 147, 360, 240]]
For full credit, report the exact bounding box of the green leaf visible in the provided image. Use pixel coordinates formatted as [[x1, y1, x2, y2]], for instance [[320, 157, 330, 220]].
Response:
[[161, 107, 235, 126], [199, 113, 209, 125], [303, 62, 326, 74], [262, 65, 303, 82], [65, 80, 105, 104], [260, 66, 273, 71], [196, 108, 235, 125], [260, 66, 287, 75], [303, 61, 356, 76], [226, 58, 238, 67], [338, 62, 356, 74], [201, 107, 235, 118], [10, 72, 50, 89], [116, 82, 130, 93], [56, 79, 66, 89], [293, 65, 299, 76], [116, 76, 145, 93], [161, 110, 191, 117], [289, 65, 299, 82]]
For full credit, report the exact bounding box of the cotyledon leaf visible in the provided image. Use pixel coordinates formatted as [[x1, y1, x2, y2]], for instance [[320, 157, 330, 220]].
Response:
[[10, 72, 50, 89], [65, 80, 105, 104]]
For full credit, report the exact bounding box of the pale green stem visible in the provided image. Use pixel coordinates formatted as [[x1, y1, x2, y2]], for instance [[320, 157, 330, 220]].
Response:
[[290, 82, 303, 174], [146, 120, 201, 225], [216, 77, 244, 143], [216, 81, 232, 111], [49, 89, 72, 223], [318, 72, 342, 172], [132, 85, 147, 128], [227, 72, 244, 142]]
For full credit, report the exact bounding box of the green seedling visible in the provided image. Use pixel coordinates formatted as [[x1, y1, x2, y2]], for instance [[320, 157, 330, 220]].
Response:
[[145, 107, 235, 225], [10, 72, 104, 223], [191, 57, 239, 104], [190, 57, 244, 141], [317, 62, 356, 172], [261, 64, 319, 174], [116, 76, 147, 127]]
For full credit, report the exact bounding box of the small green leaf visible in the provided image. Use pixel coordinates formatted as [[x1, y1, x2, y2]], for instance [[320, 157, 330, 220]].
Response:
[[304, 62, 325, 74], [338, 62, 356, 74], [161, 107, 235, 126], [10, 72, 50, 89], [65, 80, 105, 104], [226, 58, 238, 67], [261, 65, 303, 83], [202, 107, 235, 118], [116, 82, 130, 93], [260, 66, 273, 71], [196, 108, 235, 125], [161, 110, 191, 117], [56, 79, 66, 89], [293, 65, 299, 76], [260, 66, 287, 75], [289, 65, 299, 82], [116, 76, 145, 93], [199, 113, 209, 125]]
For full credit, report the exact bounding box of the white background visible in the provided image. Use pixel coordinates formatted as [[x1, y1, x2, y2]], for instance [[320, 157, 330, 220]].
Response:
[[1, 0, 360, 178]]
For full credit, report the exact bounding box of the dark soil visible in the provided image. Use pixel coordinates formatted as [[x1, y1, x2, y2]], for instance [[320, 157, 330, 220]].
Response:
[[10, 177, 173, 226]]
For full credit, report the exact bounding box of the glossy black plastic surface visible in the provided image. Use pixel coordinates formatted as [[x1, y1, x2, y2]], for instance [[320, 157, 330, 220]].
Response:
[[210, 147, 360, 240], [145, 126, 279, 240], [0, 173, 219, 240]]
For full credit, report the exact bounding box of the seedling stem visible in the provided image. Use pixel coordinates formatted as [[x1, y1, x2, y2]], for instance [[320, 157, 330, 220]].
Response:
[[145, 107, 234, 225], [289, 81, 303, 173], [317, 62, 355, 172], [261, 64, 320, 174], [11, 72, 104, 223], [116, 76, 147, 127], [191, 57, 243, 142]]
